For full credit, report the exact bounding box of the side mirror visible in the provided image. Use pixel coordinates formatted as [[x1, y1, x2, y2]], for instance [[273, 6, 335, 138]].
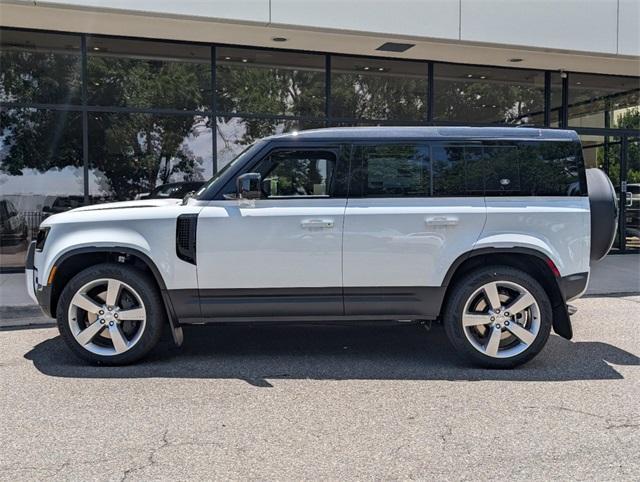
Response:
[[236, 173, 262, 200], [261, 178, 273, 198]]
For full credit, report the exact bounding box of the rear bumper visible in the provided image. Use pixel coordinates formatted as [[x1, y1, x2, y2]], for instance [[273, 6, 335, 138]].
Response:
[[558, 271, 589, 301]]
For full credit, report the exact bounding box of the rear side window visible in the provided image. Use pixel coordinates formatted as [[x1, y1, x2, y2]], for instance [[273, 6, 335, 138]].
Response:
[[431, 139, 585, 197], [353, 144, 430, 197], [517, 141, 586, 196], [432, 144, 484, 196]]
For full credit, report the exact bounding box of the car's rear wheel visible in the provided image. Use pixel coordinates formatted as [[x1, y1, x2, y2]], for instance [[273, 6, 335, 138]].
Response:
[[444, 266, 552, 368], [57, 263, 164, 365]]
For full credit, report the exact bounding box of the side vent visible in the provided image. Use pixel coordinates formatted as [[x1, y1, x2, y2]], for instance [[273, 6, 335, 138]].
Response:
[[176, 214, 198, 265]]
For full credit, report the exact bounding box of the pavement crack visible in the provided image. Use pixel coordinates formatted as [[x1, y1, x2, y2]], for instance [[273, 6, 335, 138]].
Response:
[[606, 422, 640, 430], [120, 429, 170, 482], [524, 405, 606, 420], [119, 429, 225, 481], [526, 405, 639, 432]]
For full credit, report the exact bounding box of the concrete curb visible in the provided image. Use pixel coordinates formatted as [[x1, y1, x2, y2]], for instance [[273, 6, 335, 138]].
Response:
[[0, 306, 53, 329]]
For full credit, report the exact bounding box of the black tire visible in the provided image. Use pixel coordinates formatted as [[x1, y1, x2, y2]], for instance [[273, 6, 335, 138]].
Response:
[[443, 265, 552, 369], [57, 263, 164, 365]]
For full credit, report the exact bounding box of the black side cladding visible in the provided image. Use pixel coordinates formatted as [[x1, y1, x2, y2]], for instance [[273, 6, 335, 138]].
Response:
[[176, 214, 198, 265]]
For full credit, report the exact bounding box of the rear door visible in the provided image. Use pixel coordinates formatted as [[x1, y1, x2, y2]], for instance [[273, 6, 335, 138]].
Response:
[[342, 141, 487, 318]]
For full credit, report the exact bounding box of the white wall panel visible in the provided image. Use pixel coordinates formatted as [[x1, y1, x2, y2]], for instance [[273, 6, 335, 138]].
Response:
[[618, 0, 640, 56], [461, 0, 619, 54], [35, 0, 270, 24], [270, 0, 460, 40]]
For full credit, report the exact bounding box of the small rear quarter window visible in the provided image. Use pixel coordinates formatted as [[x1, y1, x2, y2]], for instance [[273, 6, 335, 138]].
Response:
[[517, 140, 585, 196]]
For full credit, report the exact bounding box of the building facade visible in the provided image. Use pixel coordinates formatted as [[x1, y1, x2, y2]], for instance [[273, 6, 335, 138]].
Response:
[[1, 0, 639, 270]]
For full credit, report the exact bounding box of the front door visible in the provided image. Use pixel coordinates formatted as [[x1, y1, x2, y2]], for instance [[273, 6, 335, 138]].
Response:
[[196, 147, 348, 319]]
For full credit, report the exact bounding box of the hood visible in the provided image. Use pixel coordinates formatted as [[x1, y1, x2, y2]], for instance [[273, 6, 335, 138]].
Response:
[[40, 198, 186, 227], [71, 198, 182, 212]]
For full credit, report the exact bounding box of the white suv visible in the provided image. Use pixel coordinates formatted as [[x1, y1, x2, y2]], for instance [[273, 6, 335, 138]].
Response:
[[26, 127, 617, 368]]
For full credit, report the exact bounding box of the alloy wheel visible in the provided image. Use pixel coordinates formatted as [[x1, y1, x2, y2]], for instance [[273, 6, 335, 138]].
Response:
[[461, 280, 541, 359], [67, 278, 147, 356]]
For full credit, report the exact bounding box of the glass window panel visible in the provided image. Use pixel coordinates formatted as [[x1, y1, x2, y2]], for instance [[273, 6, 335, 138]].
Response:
[[216, 47, 325, 117], [357, 144, 430, 197], [0, 108, 82, 268], [549, 73, 563, 127], [483, 145, 521, 194], [433, 64, 545, 125], [517, 141, 585, 196], [255, 151, 336, 197], [568, 73, 640, 129], [89, 113, 212, 201], [432, 144, 484, 196], [0, 29, 81, 104], [216, 116, 324, 170], [625, 138, 640, 251], [331, 56, 427, 121], [87, 37, 211, 110]]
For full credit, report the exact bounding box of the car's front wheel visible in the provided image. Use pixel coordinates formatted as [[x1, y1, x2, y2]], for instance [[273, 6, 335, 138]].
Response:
[[57, 263, 164, 365], [444, 266, 552, 368]]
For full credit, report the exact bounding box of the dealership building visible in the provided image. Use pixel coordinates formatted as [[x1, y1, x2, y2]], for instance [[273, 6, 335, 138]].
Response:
[[0, 0, 639, 271]]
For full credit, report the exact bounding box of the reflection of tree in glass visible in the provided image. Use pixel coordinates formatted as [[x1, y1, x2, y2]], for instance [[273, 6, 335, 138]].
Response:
[[0, 53, 208, 200], [0, 109, 82, 175], [0, 48, 81, 104], [519, 141, 581, 195], [217, 64, 324, 117], [216, 67, 426, 155], [90, 113, 206, 201], [596, 109, 640, 184], [436, 80, 543, 124], [332, 73, 426, 120], [265, 154, 327, 196], [216, 63, 324, 155]]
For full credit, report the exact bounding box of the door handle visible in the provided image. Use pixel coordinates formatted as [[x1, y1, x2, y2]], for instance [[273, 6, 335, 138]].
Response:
[[425, 216, 459, 226], [301, 218, 334, 229]]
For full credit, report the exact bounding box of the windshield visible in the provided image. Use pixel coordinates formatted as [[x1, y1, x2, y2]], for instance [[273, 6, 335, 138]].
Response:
[[195, 141, 264, 199]]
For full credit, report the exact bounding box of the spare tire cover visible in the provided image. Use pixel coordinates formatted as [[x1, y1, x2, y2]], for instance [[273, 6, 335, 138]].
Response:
[[586, 168, 618, 261]]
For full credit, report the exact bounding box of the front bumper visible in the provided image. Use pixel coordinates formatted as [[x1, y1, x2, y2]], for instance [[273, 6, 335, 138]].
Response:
[[25, 241, 54, 318]]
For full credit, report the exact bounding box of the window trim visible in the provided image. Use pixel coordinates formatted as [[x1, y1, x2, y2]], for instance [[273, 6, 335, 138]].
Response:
[[216, 144, 348, 200]]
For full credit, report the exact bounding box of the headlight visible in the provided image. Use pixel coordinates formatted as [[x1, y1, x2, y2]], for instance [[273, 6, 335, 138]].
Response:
[[35, 227, 50, 251]]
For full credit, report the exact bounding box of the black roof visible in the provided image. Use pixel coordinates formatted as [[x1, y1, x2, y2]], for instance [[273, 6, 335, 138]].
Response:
[[266, 126, 579, 142]]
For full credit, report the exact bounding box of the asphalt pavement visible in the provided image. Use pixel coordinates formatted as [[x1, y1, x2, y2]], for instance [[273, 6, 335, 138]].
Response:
[[0, 295, 639, 480]]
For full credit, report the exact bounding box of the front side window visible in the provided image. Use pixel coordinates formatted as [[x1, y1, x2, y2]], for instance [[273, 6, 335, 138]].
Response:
[[256, 150, 336, 198]]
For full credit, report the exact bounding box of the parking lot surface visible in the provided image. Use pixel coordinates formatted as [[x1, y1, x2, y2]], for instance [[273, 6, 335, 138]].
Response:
[[1, 295, 639, 480]]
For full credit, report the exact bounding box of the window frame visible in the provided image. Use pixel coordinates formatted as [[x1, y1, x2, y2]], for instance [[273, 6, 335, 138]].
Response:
[[216, 142, 349, 200], [257, 149, 338, 199]]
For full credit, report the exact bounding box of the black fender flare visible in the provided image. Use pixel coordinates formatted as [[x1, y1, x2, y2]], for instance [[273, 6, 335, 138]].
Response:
[[441, 247, 573, 340], [51, 247, 180, 334]]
